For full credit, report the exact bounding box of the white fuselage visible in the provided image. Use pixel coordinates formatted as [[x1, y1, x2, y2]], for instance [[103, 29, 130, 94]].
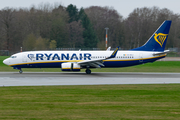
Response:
[[3, 50, 165, 69]]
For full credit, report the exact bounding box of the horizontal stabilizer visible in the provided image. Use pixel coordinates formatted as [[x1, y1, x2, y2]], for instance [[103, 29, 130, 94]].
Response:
[[153, 50, 170, 56]]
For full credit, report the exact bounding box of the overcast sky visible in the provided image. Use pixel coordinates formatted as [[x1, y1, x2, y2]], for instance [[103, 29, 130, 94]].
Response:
[[0, 0, 179, 18]]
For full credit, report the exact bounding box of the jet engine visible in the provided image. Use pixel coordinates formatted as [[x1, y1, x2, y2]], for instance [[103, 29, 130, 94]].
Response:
[[61, 63, 81, 71]]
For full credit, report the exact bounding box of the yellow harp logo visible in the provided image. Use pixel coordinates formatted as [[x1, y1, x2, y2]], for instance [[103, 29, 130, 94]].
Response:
[[154, 33, 168, 47]]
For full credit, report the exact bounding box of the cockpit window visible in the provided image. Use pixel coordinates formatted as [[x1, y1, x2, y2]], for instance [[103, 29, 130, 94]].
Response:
[[11, 56, 17, 58]]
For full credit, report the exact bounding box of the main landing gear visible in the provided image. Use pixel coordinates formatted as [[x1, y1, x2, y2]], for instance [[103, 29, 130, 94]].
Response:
[[85, 68, 91, 74]]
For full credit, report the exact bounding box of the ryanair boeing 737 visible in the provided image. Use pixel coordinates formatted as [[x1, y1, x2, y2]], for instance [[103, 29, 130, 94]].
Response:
[[3, 20, 172, 74]]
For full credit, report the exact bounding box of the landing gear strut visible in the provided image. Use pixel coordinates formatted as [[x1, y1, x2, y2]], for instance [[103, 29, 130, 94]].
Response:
[[85, 68, 91, 74], [19, 69, 23, 74]]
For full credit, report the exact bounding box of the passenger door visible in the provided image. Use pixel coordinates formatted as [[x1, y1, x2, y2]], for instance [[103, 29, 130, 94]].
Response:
[[139, 53, 143, 62], [22, 53, 27, 62]]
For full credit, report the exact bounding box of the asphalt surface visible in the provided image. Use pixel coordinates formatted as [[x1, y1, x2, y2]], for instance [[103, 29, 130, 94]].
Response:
[[159, 57, 180, 61], [0, 72, 180, 86]]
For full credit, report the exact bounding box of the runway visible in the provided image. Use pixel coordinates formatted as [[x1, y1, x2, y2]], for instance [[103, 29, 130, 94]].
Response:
[[0, 72, 180, 86]]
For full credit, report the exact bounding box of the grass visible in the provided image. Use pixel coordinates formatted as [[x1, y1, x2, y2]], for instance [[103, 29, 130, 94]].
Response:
[[1, 56, 180, 72], [1, 56, 180, 119], [1, 84, 180, 119], [0, 56, 9, 66]]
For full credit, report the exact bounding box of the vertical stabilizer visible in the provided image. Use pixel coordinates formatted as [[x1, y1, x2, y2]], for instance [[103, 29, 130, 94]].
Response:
[[131, 20, 172, 51]]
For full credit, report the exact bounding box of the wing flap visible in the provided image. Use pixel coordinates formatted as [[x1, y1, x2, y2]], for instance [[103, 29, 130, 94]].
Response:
[[89, 63, 101, 68]]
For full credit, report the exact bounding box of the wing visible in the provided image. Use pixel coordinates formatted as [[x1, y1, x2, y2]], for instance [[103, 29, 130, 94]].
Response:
[[78, 46, 119, 68]]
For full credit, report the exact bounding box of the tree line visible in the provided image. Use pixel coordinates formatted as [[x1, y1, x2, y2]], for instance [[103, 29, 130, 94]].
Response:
[[0, 3, 180, 54]]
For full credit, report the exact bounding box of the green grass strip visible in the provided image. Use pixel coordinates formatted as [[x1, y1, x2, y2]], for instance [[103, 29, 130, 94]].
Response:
[[1, 85, 180, 119]]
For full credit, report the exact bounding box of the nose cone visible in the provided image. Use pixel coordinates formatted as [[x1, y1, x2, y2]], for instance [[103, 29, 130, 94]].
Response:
[[3, 59, 9, 65]]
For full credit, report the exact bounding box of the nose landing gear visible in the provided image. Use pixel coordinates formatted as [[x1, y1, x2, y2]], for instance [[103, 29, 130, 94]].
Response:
[[13, 67, 23, 74], [19, 68, 23, 74]]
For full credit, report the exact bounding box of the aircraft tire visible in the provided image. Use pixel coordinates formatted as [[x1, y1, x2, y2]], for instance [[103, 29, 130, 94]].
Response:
[[86, 69, 91, 74], [19, 70, 23, 74]]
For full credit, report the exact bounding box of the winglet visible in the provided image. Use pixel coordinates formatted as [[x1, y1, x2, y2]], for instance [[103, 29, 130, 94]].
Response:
[[108, 46, 119, 59], [106, 46, 111, 51]]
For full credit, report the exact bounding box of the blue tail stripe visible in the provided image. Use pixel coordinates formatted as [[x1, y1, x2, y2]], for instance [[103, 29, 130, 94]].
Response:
[[130, 20, 172, 52]]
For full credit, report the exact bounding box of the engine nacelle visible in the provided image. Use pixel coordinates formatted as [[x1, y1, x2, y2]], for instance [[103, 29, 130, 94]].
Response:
[[61, 63, 81, 71]]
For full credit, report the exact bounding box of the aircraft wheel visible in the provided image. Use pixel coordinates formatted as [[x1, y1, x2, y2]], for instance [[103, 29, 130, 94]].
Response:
[[86, 69, 91, 74], [19, 70, 23, 74]]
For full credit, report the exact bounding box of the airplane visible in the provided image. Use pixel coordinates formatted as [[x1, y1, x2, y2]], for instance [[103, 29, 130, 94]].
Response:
[[3, 20, 171, 74]]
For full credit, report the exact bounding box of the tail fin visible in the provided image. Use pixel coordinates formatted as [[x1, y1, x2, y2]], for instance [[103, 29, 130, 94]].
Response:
[[131, 20, 172, 52]]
